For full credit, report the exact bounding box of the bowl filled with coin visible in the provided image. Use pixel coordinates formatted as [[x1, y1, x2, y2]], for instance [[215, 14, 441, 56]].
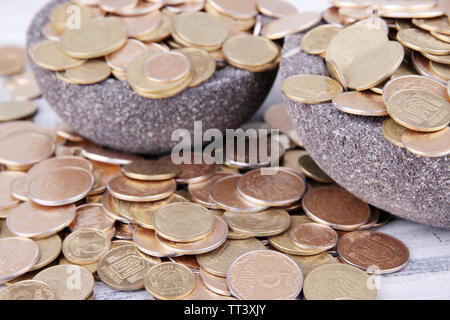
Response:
[[280, 1, 449, 229], [26, 0, 290, 154]]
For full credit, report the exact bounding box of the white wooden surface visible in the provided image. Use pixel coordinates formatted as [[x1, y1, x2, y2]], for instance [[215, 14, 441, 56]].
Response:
[[0, 0, 449, 300]]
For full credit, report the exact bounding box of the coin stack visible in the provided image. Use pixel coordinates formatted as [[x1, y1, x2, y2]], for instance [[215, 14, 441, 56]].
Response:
[[283, 0, 450, 158]]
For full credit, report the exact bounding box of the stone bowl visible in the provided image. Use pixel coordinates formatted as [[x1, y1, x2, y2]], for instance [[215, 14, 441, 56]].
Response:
[[280, 32, 449, 230], [26, 0, 279, 155]]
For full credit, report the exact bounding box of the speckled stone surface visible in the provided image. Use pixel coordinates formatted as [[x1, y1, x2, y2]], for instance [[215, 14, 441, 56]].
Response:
[[26, 0, 278, 155], [280, 33, 449, 229]]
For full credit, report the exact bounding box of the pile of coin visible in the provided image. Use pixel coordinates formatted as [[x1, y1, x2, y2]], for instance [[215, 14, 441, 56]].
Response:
[[282, 0, 449, 158]]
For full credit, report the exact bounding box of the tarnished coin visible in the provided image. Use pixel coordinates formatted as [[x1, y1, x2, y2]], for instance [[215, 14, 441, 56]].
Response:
[[386, 89, 450, 132], [397, 28, 450, 55], [402, 127, 450, 157], [63, 59, 111, 85], [382, 118, 407, 148], [106, 39, 147, 72], [256, 0, 298, 18], [238, 167, 306, 207], [134, 227, 178, 257], [33, 265, 94, 300], [301, 24, 342, 55], [161, 153, 216, 184], [0, 101, 37, 122], [0, 237, 40, 285], [338, 231, 409, 274], [82, 144, 142, 165], [145, 262, 195, 300], [143, 51, 191, 83], [303, 264, 377, 300], [302, 187, 371, 231], [199, 268, 231, 296], [107, 175, 176, 202], [63, 228, 111, 264], [286, 252, 339, 279], [122, 160, 181, 181], [153, 202, 215, 242], [27, 156, 93, 180], [188, 172, 234, 209], [0, 280, 56, 300], [261, 11, 322, 40], [290, 223, 338, 251], [6, 202, 76, 239], [27, 167, 94, 206], [227, 250, 303, 300], [89, 160, 121, 195], [30, 234, 62, 271], [332, 91, 388, 116], [97, 244, 156, 290], [223, 209, 291, 237], [196, 238, 266, 277], [29, 40, 85, 71], [174, 47, 216, 87], [282, 74, 343, 104], [0, 171, 25, 210]]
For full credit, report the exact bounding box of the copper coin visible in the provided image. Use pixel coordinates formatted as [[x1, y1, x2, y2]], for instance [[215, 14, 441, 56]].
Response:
[[69, 203, 115, 232], [143, 51, 191, 83], [0, 237, 40, 284], [27, 167, 94, 206], [332, 91, 388, 116], [89, 160, 121, 195], [133, 227, 179, 257], [0, 171, 25, 210], [121, 11, 162, 37], [10, 174, 29, 202], [210, 175, 268, 212], [160, 153, 216, 184], [81, 144, 142, 165], [188, 172, 234, 209], [55, 124, 85, 142], [169, 255, 200, 273], [337, 231, 410, 274], [7, 202, 76, 239], [227, 250, 303, 300], [27, 156, 93, 179], [122, 160, 181, 181], [402, 127, 450, 157], [302, 187, 371, 231], [102, 191, 130, 223], [107, 174, 176, 202], [105, 39, 147, 72], [238, 167, 306, 207], [359, 207, 380, 230], [290, 223, 338, 251]]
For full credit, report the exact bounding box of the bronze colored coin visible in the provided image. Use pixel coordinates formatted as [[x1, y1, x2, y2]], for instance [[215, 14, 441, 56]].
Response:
[[326, 59, 347, 89], [397, 28, 450, 55], [227, 250, 303, 300], [261, 11, 322, 40], [0, 280, 56, 300], [290, 223, 338, 251], [196, 238, 266, 277], [298, 154, 334, 183], [0, 101, 37, 121], [223, 34, 279, 67], [303, 187, 371, 231], [382, 118, 407, 148], [143, 52, 191, 83], [0, 237, 40, 285], [264, 101, 294, 134], [156, 216, 228, 255], [122, 160, 181, 181], [338, 231, 409, 273], [89, 160, 121, 195], [55, 124, 84, 142], [63, 228, 111, 264], [210, 175, 268, 212], [29, 40, 85, 71], [160, 153, 216, 184], [207, 0, 258, 20], [145, 262, 195, 300], [107, 175, 176, 202], [28, 167, 94, 206], [6, 202, 76, 239], [0, 171, 24, 210], [227, 229, 252, 240], [30, 234, 62, 271], [102, 191, 129, 223], [402, 127, 450, 157], [303, 264, 377, 300], [359, 207, 380, 230], [169, 255, 200, 273], [199, 268, 230, 296], [134, 227, 178, 257], [153, 202, 215, 242], [412, 51, 448, 83], [0, 132, 55, 170], [238, 167, 306, 207], [174, 47, 216, 87], [332, 91, 388, 116], [412, 16, 450, 35], [256, 0, 297, 18], [423, 51, 450, 64], [286, 252, 339, 279], [282, 74, 343, 104], [121, 11, 162, 37], [188, 172, 234, 209], [27, 156, 93, 180], [301, 24, 342, 55], [97, 244, 155, 290], [429, 60, 450, 80], [223, 209, 291, 237], [69, 204, 115, 232], [64, 59, 112, 85], [33, 265, 94, 300], [387, 89, 450, 132], [105, 39, 147, 72]]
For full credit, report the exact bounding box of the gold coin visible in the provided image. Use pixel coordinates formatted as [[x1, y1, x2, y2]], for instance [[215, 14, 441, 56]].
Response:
[[326, 58, 347, 89], [332, 91, 388, 116], [174, 47, 216, 87], [412, 16, 450, 35], [153, 202, 215, 242], [412, 51, 448, 83], [136, 15, 172, 42], [30, 234, 62, 271], [345, 41, 404, 91], [196, 238, 266, 277], [422, 51, 450, 64], [0, 121, 55, 142], [49, 2, 94, 32], [339, 7, 371, 20], [29, 40, 85, 71], [382, 118, 407, 148], [160, 153, 217, 184], [397, 28, 450, 55], [63, 59, 111, 85], [387, 89, 450, 132], [0, 280, 56, 300], [355, 15, 389, 34], [0, 101, 37, 122], [402, 127, 450, 157], [99, 0, 138, 11], [105, 39, 147, 72], [114, 221, 135, 239], [121, 11, 162, 38], [256, 0, 298, 18], [6, 202, 76, 239], [33, 265, 94, 300], [134, 227, 179, 257], [286, 252, 339, 279], [199, 268, 231, 296], [60, 18, 127, 59], [63, 228, 111, 264], [282, 74, 343, 104], [122, 160, 181, 181], [301, 24, 342, 55], [143, 51, 191, 83], [0, 237, 40, 285], [207, 0, 258, 20], [303, 264, 377, 300], [144, 262, 195, 300], [227, 229, 252, 240], [429, 60, 450, 81], [290, 223, 338, 251], [261, 11, 322, 40], [391, 61, 418, 79], [298, 154, 333, 183], [0, 171, 24, 210]]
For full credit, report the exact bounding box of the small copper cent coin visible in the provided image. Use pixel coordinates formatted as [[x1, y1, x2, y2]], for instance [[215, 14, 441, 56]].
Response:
[[107, 175, 176, 202], [188, 172, 234, 209], [290, 223, 338, 251], [0, 171, 25, 210], [122, 160, 181, 181]]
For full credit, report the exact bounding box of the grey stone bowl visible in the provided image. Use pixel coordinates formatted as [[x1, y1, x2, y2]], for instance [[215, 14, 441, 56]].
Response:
[[280, 32, 449, 229], [26, 0, 278, 155]]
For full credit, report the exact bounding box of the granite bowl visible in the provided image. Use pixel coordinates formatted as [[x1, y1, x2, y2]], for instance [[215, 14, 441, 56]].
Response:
[[26, 0, 279, 155], [280, 32, 449, 229]]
